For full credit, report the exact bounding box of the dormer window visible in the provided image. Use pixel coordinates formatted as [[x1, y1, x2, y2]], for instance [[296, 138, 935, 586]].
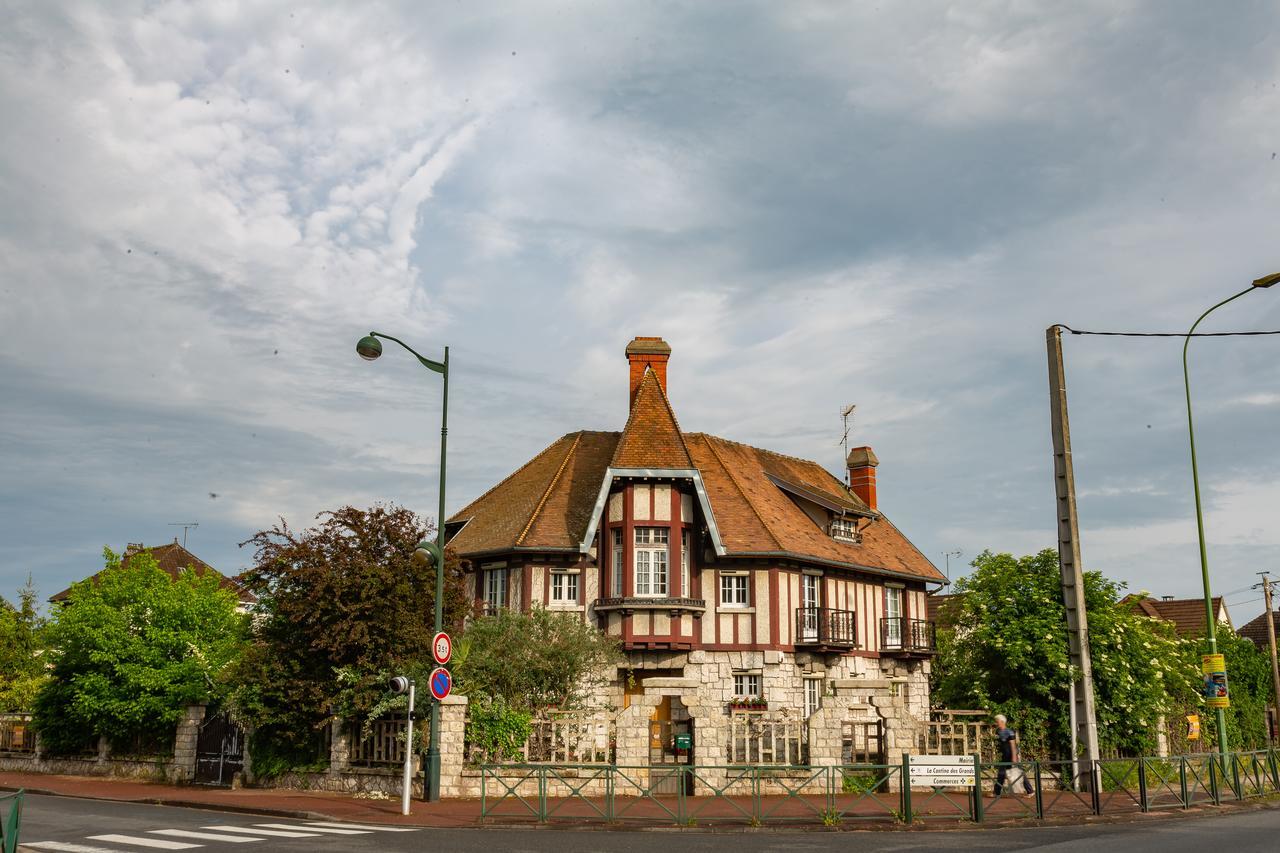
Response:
[[830, 517, 861, 544]]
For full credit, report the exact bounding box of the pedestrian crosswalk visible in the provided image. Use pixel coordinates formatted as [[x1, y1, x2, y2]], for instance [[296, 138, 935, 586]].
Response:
[[25, 821, 419, 851]]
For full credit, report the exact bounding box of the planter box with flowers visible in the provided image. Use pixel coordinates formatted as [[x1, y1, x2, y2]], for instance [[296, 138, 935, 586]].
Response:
[[727, 700, 769, 712]]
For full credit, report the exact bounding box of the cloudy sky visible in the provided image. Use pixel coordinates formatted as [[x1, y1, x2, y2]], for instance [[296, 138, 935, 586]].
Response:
[[2, 1, 1277, 623]]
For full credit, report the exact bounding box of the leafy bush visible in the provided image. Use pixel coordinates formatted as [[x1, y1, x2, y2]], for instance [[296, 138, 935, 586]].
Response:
[[465, 695, 533, 763]]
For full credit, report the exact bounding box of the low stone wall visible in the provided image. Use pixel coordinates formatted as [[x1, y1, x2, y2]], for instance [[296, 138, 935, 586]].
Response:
[[0, 752, 173, 781], [271, 763, 423, 799]]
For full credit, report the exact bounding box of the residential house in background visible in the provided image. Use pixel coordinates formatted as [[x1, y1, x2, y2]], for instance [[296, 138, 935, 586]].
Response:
[[50, 540, 256, 611], [1122, 595, 1230, 637], [1237, 611, 1275, 652], [445, 336, 946, 772]]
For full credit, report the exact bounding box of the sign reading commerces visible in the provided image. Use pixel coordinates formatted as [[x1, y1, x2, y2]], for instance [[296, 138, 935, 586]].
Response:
[[432, 631, 452, 665], [908, 755, 976, 788]]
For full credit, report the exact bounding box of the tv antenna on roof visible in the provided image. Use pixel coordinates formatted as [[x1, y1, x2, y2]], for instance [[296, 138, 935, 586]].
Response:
[[838, 404, 856, 483], [168, 522, 199, 548]]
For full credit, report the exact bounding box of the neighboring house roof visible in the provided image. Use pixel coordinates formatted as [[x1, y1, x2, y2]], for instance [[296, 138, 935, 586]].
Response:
[[50, 541, 256, 605], [1237, 611, 1276, 650], [1122, 595, 1228, 636], [926, 592, 963, 626], [447, 365, 944, 583]]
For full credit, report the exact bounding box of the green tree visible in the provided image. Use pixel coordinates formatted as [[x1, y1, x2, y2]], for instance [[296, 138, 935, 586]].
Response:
[[453, 607, 621, 710], [932, 549, 1200, 759], [227, 504, 468, 769], [452, 607, 621, 762], [0, 576, 49, 711], [33, 548, 246, 754]]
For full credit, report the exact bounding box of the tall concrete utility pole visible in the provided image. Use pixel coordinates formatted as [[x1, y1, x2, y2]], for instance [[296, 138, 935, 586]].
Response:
[[1259, 573, 1280, 742], [1046, 326, 1101, 786]]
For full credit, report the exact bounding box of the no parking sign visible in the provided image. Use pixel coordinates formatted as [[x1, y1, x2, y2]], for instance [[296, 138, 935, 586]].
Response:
[[429, 666, 452, 701]]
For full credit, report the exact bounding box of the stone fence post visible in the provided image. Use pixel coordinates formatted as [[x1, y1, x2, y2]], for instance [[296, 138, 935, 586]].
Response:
[[329, 718, 350, 775], [437, 694, 468, 798], [169, 704, 206, 784]]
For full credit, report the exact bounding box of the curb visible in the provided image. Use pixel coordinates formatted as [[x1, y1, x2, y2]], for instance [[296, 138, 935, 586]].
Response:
[[6, 782, 1279, 833]]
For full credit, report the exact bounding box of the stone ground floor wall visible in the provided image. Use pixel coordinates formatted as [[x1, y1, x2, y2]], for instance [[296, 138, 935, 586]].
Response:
[[454, 649, 932, 797]]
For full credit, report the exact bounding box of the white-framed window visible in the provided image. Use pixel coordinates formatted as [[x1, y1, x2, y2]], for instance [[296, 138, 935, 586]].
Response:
[[550, 569, 579, 604], [733, 672, 762, 699], [611, 528, 623, 597], [484, 567, 508, 612], [803, 677, 823, 718], [720, 573, 749, 607], [884, 586, 903, 646], [680, 529, 690, 597], [830, 516, 860, 543], [634, 527, 669, 596]]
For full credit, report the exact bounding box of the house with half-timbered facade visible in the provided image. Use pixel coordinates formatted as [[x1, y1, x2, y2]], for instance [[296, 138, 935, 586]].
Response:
[[446, 336, 946, 772]]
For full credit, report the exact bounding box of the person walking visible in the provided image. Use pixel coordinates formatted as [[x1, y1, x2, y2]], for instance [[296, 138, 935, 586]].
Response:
[[993, 713, 1033, 796]]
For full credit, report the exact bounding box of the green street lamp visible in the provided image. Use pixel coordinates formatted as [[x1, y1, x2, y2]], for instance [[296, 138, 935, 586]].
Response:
[[1183, 272, 1278, 756], [356, 331, 450, 802]]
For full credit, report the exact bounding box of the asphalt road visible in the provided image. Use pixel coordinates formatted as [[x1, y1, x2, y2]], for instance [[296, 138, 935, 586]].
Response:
[[15, 793, 1280, 852]]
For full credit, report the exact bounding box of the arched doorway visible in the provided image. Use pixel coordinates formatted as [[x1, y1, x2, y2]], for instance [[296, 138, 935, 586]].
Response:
[[648, 695, 694, 795]]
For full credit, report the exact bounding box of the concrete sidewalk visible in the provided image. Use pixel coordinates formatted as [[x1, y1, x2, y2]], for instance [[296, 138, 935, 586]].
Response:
[[0, 771, 482, 827]]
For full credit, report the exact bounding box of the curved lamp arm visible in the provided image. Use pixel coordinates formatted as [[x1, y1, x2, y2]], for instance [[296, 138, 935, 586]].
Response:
[[367, 331, 446, 375]]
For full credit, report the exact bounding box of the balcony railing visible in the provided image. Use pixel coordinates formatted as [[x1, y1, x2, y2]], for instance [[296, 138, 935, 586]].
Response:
[[794, 607, 858, 648], [880, 617, 936, 653]]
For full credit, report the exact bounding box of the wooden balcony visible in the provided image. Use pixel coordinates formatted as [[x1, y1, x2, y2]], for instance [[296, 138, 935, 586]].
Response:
[[880, 617, 936, 655], [794, 607, 858, 651]]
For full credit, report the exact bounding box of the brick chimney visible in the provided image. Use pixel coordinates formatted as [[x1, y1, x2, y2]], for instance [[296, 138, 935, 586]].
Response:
[[625, 336, 672, 405], [847, 446, 879, 512]]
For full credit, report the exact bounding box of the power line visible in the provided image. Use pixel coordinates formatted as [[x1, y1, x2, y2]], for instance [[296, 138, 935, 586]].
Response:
[[1055, 324, 1280, 338]]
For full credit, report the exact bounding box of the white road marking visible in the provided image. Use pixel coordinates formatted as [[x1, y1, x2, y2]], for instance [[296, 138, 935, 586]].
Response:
[[149, 828, 264, 842], [203, 826, 321, 838], [87, 836, 202, 850], [304, 822, 420, 832], [254, 823, 371, 835], [25, 843, 134, 853]]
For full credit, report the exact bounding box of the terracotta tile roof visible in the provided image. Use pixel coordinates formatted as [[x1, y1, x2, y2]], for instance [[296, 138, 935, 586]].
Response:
[[685, 434, 944, 582], [446, 358, 942, 583], [1123, 595, 1227, 636], [51, 542, 255, 604], [611, 367, 693, 469], [1237, 611, 1275, 650], [447, 431, 621, 555]]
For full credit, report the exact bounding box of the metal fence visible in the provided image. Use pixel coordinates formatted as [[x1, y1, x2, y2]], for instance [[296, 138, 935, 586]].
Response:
[[0, 716, 34, 755], [0, 790, 21, 853], [478, 749, 1280, 826]]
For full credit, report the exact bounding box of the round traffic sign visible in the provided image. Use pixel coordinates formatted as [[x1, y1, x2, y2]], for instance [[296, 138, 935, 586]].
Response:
[[429, 666, 452, 701], [432, 631, 452, 665]]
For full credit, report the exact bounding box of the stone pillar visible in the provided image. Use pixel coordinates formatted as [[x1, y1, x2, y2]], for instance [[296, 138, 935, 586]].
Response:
[[96, 734, 110, 765], [437, 694, 468, 798], [168, 704, 206, 784], [329, 718, 351, 774]]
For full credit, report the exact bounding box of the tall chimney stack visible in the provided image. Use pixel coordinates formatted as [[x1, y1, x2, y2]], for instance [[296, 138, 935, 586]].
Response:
[[625, 336, 672, 406], [847, 446, 879, 512]]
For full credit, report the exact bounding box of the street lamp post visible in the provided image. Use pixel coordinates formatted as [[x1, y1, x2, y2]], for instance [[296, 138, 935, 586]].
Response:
[[356, 331, 450, 802], [1183, 273, 1279, 756]]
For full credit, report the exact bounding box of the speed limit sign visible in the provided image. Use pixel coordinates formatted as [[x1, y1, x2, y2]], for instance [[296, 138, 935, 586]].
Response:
[[432, 631, 452, 665]]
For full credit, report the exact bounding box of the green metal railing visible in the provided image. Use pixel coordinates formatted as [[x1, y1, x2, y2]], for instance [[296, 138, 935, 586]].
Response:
[[0, 790, 22, 853], [477, 750, 1280, 827]]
